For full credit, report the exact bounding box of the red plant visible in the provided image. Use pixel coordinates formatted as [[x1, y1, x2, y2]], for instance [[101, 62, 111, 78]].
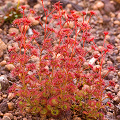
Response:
[[107, 93, 114, 99], [8, 1, 115, 119]]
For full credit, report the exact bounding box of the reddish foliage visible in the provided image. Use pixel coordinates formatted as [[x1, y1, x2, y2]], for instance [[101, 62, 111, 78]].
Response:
[[8, 3, 115, 119]]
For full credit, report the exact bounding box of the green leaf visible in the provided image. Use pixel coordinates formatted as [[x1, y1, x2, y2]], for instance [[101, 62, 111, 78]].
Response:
[[79, 102, 82, 106], [19, 101, 23, 105], [40, 108, 47, 115]]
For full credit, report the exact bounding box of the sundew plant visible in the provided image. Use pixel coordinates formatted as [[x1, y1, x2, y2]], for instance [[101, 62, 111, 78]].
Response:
[[8, 1, 115, 119]]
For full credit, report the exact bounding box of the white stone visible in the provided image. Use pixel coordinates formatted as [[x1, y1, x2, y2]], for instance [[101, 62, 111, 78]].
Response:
[[28, 28, 33, 35], [89, 57, 96, 66]]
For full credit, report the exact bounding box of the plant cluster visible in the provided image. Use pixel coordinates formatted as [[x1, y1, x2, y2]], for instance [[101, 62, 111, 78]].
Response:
[[0, 2, 22, 26], [8, 1, 115, 119]]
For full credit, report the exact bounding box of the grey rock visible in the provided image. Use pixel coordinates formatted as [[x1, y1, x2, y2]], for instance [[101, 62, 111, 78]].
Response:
[[28, 28, 33, 35], [0, 101, 8, 113], [117, 64, 120, 70], [102, 97, 109, 104]]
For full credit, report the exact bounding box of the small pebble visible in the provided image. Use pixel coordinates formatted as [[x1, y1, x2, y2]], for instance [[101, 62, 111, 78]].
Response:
[[33, 4, 43, 13], [0, 75, 9, 91], [25, 107, 31, 113], [110, 12, 115, 18], [98, 46, 104, 52], [14, 0, 26, 4], [113, 50, 118, 55], [4, 55, 9, 61], [114, 20, 120, 25], [66, 4, 72, 9], [117, 91, 120, 99], [13, 116, 17, 120], [107, 61, 113, 66], [64, 21, 74, 28], [114, 84, 119, 93], [73, 116, 81, 120], [0, 39, 7, 58], [0, 96, 3, 102], [83, 62, 89, 69], [117, 34, 120, 39], [34, 4, 41, 10], [69, 21, 74, 29], [49, 118, 55, 120], [5, 64, 15, 71], [28, 16, 39, 26], [101, 69, 108, 77], [0, 29, 2, 33], [0, 101, 8, 113], [97, 18, 103, 24], [4, 113, 14, 120], [42, 17, 48, 23], [93, 51, 100, 56], [0, 60, 7, 66], [93, 65, 100, 72], [117, 46, 120, 50], [28, 28, 33, 35], [0, 51, 3, 58], [82, 84, 90, 91], [106, 112, 114, 119], [117, 64, 120, 70], [93, 1, 104, 10], [23, 118, 28, 120], [7, 45, 12, 51], [2, 94, 7, 98], [113, 96, 119, 103], [7, 102, 14, 111], [104, 2, 115, 14], [30, 55, 39, 62], [2, 116, 11, 120], [17, 116, 23, 119], [118, 71, 120, 77], [12, 42, 19, 52], [21, 25, 29, 32], [107, 73, 113, 80], [8, 93, 15, 101], [106, 35, 110, 40], [0, 111, 3, 116], [103, 15, 111, 24], [116, 56, 120, 63], [8, 28, 19, 35], [117, 12, 120, 18]]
